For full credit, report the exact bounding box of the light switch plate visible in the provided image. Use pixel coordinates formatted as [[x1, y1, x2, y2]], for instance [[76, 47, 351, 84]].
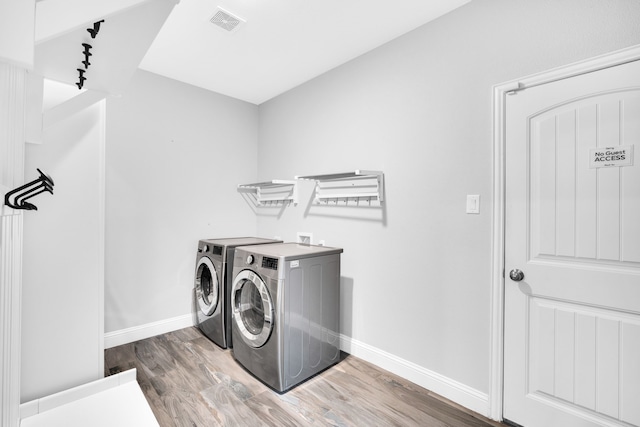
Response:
[[466, 195, 480, 214]]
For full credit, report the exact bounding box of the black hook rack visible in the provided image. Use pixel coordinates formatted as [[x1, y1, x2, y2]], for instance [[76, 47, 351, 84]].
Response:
[[4, 169, 55, 211], [76, 20, 105, 90]]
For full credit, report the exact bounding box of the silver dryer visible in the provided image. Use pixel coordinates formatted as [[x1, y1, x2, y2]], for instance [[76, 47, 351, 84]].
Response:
[[230, 242, 342, 392]]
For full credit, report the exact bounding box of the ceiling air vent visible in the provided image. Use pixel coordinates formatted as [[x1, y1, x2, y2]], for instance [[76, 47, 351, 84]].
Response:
[[209, 7, 245, 33]]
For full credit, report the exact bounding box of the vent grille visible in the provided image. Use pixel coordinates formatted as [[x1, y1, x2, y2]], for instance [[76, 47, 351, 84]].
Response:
[[210, 7, 245, 32]]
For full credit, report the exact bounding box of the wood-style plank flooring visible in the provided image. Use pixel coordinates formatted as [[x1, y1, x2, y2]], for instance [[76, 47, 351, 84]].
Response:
[[105, 327, 505, 427]]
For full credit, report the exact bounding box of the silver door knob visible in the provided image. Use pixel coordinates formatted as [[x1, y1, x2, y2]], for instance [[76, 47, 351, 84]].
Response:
[[509, 269, 524, 282]]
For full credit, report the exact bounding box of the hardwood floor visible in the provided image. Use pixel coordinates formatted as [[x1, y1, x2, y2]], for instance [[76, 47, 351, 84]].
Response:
[[105, 327, 505, 427]]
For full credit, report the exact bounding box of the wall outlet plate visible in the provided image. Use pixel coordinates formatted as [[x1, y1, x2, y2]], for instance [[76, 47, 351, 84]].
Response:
[[297, 232, 312, 245]]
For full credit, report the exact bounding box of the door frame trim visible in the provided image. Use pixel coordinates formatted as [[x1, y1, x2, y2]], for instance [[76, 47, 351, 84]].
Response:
[[1, 63, 27, 427], [489, 43, 640, 421]]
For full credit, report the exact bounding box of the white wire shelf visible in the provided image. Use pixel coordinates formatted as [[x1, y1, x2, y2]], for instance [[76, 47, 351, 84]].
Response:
[[237, 180, 298, 206], [295, 170, 384, 204]]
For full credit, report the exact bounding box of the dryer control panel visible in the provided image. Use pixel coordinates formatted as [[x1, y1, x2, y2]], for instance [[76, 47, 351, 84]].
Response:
[[262, 256, 278, 270]]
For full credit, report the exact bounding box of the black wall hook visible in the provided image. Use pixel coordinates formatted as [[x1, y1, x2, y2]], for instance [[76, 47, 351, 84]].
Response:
[[87, 20, 104, 39], [76, 68, 86, 89], [82, 43, 93, 55], [82, 43, 93, 70], [4, 169, 55, 211]]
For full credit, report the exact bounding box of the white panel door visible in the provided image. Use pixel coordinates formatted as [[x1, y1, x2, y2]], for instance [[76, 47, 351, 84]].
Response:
[[504, 59, 640, 427]]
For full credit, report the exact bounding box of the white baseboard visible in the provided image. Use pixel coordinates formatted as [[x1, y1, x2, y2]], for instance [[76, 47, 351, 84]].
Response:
[[104, 314, 194, 349], [340, 334, 490, 418]]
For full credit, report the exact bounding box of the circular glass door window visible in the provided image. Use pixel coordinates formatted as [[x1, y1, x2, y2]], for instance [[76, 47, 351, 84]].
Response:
[[232, 270, 273, 348], [195, 257, 219, 316]]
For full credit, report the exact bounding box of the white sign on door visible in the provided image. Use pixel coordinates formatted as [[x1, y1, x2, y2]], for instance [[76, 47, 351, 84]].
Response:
[[589, 144, 634, 168]]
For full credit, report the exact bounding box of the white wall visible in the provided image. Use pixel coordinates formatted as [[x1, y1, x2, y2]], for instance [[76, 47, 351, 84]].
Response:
[[22, 101, 105, 402], [0, 0, 34, 68], [104, 70, 259, 333], [256, 0, 640, 404]]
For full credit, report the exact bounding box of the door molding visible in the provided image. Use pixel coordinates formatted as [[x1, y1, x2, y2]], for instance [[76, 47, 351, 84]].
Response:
[[489, 43, 640, 421], [1, 63, 26, 427]]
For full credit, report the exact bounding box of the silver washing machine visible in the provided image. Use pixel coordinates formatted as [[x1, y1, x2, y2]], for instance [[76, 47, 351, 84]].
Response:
[[230, 242, 343, 392], [194, 237, 281, 348]]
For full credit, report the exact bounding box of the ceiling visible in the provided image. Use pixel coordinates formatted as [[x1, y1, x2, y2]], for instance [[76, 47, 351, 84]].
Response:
[[33, 0, 471, 106], [138, 0, 471, 105]]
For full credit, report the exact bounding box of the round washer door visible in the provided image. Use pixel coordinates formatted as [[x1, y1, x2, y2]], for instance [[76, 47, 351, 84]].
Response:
[[195, 257, 219, 316], [231, 269, 274, 348]]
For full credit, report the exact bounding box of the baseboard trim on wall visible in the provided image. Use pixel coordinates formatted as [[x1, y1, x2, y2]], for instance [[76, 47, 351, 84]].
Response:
[[340, 334, 490, 418], [104, 314, 194, 349]]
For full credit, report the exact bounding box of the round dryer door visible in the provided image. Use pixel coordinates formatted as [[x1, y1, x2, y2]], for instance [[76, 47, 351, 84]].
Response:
[[195, 257, 219, 316], [232, 270, 274, 348]]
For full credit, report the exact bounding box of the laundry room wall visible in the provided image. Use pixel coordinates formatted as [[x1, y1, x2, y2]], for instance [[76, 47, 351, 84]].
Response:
[[256, 0, 640, 414], [22, 98, 105, 402], [104, 70, 259, 338]]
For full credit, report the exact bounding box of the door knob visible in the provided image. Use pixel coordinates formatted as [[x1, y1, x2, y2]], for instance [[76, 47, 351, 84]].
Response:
[[509, 269, 524, 282]]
